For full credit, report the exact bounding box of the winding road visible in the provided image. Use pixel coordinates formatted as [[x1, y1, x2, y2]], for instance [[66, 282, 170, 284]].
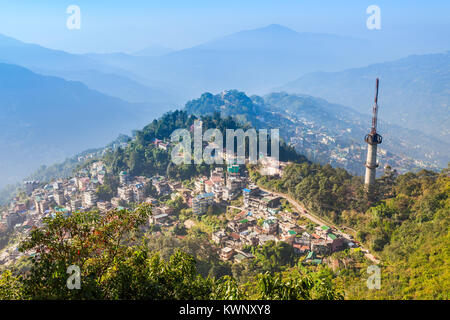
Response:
[[257, 185, 380, 264]]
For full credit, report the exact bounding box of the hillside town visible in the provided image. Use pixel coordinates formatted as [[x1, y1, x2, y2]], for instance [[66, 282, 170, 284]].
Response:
[[0, 152, 359, 267]]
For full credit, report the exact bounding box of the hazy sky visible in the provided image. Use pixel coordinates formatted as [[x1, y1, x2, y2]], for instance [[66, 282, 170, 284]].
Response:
[[0, 0, 449, 54]]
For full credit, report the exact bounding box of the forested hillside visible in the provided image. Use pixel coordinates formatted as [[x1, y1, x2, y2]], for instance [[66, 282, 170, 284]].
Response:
[[185, 90, 447, 172], [250, 162, 450, 299], [102, 110, 306, 180]]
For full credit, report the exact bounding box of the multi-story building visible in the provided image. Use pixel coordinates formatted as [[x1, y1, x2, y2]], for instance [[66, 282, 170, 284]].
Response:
[[83, 190, 98, 208], [111, 197, 121, 208], [195, 177, 206, 193], [210, 167, 224, 180], [119, 171, 130, 185], [152, 177, 171, 196], [204, 180, 213, 193], [34, 197, 49, 215], [70, 198, 82, 212], [118, 186, 133, 203], [212, 230, 228, 245], [54, 190, 65, 206], [220, 247, 235, 261], [97, 201, 112, 212], [192, 192, 214, 215], [263, 218, 278, 235], [132, 183, 145, 203], [243, 185, 259, 207], [24, 181, 39, 196]]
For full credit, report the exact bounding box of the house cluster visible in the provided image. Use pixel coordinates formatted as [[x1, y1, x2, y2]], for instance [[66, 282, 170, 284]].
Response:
[[1, 154, 356, 267], [0, 161, 176, 237], [190, 164, 248, 215], [213, 185, 353, 264]]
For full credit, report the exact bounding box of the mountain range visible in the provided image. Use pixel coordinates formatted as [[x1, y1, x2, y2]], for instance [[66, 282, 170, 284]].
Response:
[[86, 24, 381, 99], [0, 34, 178, 105], [278, 52, 450, 141], [0, 24, 448, 188], [0, 63, 159, 188]]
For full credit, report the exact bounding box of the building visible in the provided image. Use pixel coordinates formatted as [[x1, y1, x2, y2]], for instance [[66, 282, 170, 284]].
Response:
[[262, 218, 278, 235], [192, 192, 214, 215], [5, 212, 21, 229], [118, 186, 133, 203], [83, 190, 98, 208], [35, 198, 49, 215], [132, 183, 145, 203], [195, 178, 206, 193], [151, 213, 168, 225], [220, 247, 235, 261], [76, 177, 90, 191], [70, 198, 82, 212], [153, 180, 171, 196], [212, 182, 223, 202], [260, 196, 281, 211], [24, 180, 39, 196], [212, 230, 228, 245], [97, 201, 112, 212], [228, 218, 251, 233], [204, 180, 213, 193], [243, 186, 259, 207], [240, 231, 259, 246], [330, 237, 347, 253], [227, 164, 240, 177], [54, 190, 65, 206], [119, 171, 130, 184], [311, 239, 330, 255], [160, 206, 174, 215], [210, 167, 224, 180]]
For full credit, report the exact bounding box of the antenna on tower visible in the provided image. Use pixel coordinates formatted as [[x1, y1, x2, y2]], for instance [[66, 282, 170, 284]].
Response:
[[371, 78, 379, 134]]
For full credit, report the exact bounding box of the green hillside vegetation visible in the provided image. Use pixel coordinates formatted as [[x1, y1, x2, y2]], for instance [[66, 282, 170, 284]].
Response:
[[340, 167, 449, 299], [250, 161, 450, 299], [1, 105, 448, 300], [102, 110, 306, 180], [0, 205, 342, 300]]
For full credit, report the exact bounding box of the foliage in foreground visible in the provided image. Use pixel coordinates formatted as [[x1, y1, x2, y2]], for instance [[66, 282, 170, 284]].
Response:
[[0, 205, 342, 300]]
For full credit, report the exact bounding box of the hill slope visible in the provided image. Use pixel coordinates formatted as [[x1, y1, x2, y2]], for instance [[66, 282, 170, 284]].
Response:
[[184, 90, 448, 174]]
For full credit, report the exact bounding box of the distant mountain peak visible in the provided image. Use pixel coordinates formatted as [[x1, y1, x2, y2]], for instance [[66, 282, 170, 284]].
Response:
[[238, 24, 299, 36], [260, 24, 296, 32]]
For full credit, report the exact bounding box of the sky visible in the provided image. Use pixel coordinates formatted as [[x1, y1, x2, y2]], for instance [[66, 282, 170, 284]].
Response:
[[0, 0, 449, 54]]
